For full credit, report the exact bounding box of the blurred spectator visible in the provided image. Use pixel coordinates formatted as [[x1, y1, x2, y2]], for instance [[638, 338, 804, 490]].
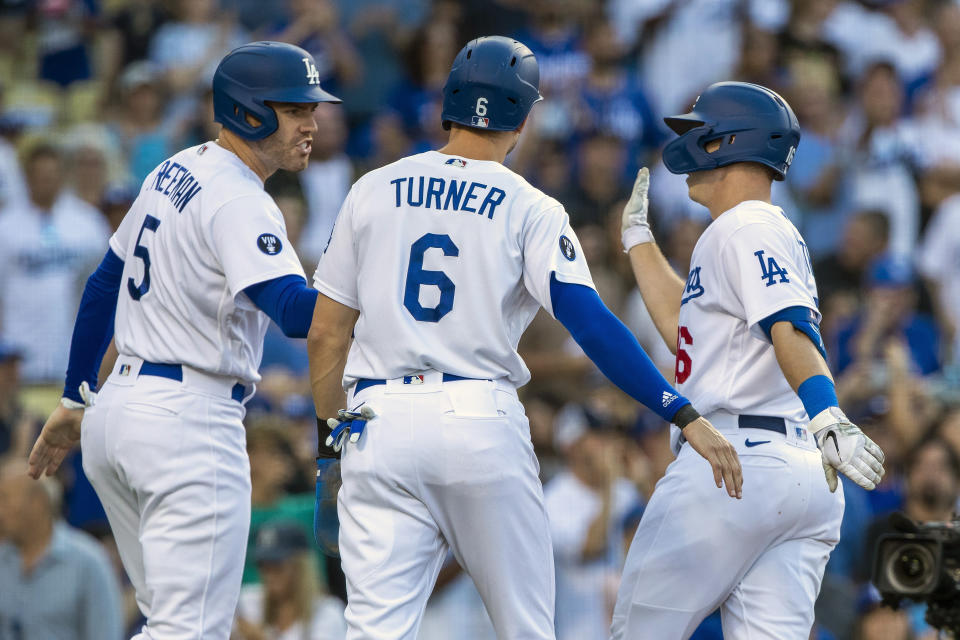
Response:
[[562, 133, 629, 227], [0, 342, 37, 459], [269, 0, 361, 93], [0, 141, 109, 382], [814, 210, 890, 330], [298, 102, 355, 264], [852, 585, 913, 640], [244, 421, 317, 585], [834, 255, 941, 378], [0, 97, 26, 209], [235, 520, 346, 640], [545, 403, 642, 640], [334, 0, 429, 122], [147, 0, 247, 94], [918, 192, 960, 364], [66, 136, 111, 209], [108, 61, 174, 183], [34, 0, 99, 88], [838, 61, 921, 258], [100, 0, 169, 98], [0, 458, 123, 640], [574, 18, 662, 166], [824, 0, 941, 89]]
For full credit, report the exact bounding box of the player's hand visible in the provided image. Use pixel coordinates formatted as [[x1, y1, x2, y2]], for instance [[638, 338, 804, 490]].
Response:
[[27, 405, 83, 479], [683, 417, 743, 499], [314, 458, 342, 556], [324, 404, 376, 453], [811, 407, 885, 492], [620, 166, 655, 251]]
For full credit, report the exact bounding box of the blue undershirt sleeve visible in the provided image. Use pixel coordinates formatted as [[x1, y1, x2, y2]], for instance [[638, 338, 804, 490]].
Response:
[[63, 248, 124, 403], [757, 305, 827, 360], [550, 273, 690, 422], [244, 274, 318, 339]]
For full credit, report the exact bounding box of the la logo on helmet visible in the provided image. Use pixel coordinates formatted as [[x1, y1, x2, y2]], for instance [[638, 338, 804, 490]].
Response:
[[301, 57, 320, 85]]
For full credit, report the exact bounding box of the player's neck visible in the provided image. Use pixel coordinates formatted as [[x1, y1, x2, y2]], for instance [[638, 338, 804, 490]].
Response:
[[216, 131, 273, 182], [704, 174, 772, 219], [438, 128, 514, 164]]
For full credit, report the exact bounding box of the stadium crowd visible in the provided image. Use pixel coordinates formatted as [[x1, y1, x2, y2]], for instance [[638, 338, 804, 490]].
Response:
[[0, 0, 959, 638]]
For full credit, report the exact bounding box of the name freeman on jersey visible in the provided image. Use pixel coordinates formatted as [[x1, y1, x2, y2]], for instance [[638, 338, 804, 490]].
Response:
[[390, 176, 506, 220], [151, 160, 203, 213]]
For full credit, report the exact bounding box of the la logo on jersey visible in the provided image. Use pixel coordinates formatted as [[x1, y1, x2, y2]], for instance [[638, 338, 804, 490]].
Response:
[[754, 250, 789, 286], [681, 266, 704, 304], [302, 57, 320, 85], [257, 233, 283, 255]]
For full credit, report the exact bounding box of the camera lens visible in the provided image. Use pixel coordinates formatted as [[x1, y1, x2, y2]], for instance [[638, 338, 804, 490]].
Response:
[[885, 543, 937, 594]]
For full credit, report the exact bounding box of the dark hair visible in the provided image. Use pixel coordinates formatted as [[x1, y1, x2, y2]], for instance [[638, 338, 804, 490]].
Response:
[[22, 141, 61, 167]]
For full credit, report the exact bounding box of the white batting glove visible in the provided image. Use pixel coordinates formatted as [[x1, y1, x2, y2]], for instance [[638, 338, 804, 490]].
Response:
[[621, 167, 655, 251], [325, 404, 376, 453], [810, 407, 885, 492]]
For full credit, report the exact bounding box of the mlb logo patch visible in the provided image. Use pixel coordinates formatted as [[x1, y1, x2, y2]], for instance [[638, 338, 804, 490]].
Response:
[[403, 375, 425, 385], [445, 158, 468, 168], [795, 426, 808, 442], [197, 144, 207, 155], [471, 116, 489, 128], [119, 364, 131, 376]]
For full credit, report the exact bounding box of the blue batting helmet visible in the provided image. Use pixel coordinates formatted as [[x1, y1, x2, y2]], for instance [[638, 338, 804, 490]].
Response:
[[662, 82, 800, 181], [441, 36, 542, 132], [213, 41, 341, 141]]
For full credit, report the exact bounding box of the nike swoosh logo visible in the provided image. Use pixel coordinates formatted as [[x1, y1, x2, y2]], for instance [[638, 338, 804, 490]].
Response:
[[744, 439, 771, 448], [825, 431, 841, 460]]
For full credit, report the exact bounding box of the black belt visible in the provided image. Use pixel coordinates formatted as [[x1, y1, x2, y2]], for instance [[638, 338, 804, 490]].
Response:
[[738, 414, 786, 435], [139, 361, 246, 402], [355, 373, 481, 394]]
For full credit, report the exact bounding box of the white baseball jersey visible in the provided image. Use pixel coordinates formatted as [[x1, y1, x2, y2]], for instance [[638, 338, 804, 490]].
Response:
[[110, 142, 305, 383], [675, 200, 819, 423], [314, 150, 595, 388]]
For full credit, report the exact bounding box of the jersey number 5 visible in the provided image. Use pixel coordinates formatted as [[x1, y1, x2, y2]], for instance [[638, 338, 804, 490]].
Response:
[[675, 325, 693, 384], [404, 233, 459, 322], [128, 215, 161, 301]]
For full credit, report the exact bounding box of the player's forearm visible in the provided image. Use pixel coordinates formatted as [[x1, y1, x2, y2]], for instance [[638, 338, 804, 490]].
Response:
[[306, 295, 359, 426], [771, 322, 832, 392], [626, 242, 684, 352]]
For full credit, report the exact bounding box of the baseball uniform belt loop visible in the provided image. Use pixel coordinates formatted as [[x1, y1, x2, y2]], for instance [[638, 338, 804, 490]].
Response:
[[737, 415, 786, 435], [354, 373, 484, 394], [137, 360, 247, 403]]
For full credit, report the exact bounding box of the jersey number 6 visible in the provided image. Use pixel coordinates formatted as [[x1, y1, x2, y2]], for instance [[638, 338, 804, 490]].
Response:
[[675, 325, 693, 384], [404, 233, 459, 322], [128, 215, 161, 301]]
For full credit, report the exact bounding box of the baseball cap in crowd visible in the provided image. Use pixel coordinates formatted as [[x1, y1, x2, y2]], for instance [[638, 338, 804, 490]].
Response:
[[119, 61, 161, 93], [253, 520, 309, 564], [553, 402, 611, 451], [867, 254, 915, 289], [0, 342, 23, 363]]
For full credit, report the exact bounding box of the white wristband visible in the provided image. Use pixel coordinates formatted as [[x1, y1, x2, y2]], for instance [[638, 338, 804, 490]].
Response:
[[621, 225, 655, 252], [60, 397, 86, 410]]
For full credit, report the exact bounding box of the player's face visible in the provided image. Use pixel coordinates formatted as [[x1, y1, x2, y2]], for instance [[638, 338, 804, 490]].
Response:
[[260, 102, 319, 173], [685, 138, 724, 205]]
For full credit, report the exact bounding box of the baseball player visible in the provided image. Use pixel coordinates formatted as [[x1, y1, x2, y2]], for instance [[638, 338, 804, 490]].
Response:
[[612, 82, 887, 639], [26, 42, 341, 640], [306, 36, 742, 640]]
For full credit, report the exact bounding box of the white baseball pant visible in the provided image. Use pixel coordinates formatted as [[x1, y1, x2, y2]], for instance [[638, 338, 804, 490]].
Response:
[[611, 411, 844, 640], [81, 355, 252, 640], [338, 373, 555, 640]]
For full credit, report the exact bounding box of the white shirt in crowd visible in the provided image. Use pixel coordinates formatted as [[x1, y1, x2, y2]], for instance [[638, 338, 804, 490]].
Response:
[[545, 472, 640, 640], [236, 584, 347, 640], [0, 193, 109, 382]]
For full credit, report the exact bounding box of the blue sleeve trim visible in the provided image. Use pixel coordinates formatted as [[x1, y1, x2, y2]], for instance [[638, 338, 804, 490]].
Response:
[[244, 274, 318, 338], [797, 374, 838, 420], [550, 273, 690, 422], [758, 305, 827, 360], [63, 248, 124, 402]]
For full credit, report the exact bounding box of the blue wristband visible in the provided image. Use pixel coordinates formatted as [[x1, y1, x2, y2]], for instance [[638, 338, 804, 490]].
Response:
[[797, 374, 838, 420]]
